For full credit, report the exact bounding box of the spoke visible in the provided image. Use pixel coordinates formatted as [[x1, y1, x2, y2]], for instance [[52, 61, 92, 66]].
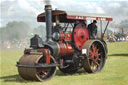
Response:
[[95, 57, 101, 61], [37, 68, 49, 77], [98, 58, 101, 61], [98, 53, 101, 56], [89, 45, 96, 60], [92, 44, 95, 49], [90, 61, 94, 66], [92, 44, 98, 56], [89, 52, 93, 56], [96, 49, 99, 52], [89, 50, 94, 59], [93, 65, 97, 70], [91, 65, 97, 71], [92, 44, 96, 52], [95, 49, 99, 55], [89, 57, 92, 59], [89, 54, 93, 59], [95, 62, 99, 67], [96, 57, 101, 62], [42, 71, 48, 75], [89, 50, 93, 56]]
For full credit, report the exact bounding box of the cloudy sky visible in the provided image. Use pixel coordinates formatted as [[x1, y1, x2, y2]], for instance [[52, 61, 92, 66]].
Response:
[[0, 0, 128, 27]]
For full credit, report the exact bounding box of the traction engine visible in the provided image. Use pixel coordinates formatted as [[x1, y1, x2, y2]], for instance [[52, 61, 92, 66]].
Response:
[[17, 5, 113, 81]]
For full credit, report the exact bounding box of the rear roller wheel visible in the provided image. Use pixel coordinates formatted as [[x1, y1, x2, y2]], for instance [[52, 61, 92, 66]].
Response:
[[17, 55, 56, 81], [81, 40, 106, 73]]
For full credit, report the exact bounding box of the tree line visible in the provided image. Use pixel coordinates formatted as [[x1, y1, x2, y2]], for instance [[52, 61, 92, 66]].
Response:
[[0, 20, 128, 49], [0, 21, 46, 49]]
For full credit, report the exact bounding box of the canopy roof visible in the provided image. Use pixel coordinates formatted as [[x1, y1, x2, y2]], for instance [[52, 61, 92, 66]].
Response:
[[37, 10, 113, 23]]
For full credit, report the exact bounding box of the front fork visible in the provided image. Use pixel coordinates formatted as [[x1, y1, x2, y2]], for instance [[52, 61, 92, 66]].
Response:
[[43, 49, 51, 64]]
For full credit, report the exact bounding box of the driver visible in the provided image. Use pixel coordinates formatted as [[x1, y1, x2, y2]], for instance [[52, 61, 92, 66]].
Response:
[[88, 20, 97, 39]]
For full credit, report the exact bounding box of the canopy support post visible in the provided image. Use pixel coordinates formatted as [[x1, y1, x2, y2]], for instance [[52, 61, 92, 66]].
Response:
[[102, 21, 109, 40], [100, 20, 102, 39]]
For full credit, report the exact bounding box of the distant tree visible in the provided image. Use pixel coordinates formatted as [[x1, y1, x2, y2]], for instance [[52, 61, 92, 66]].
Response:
[[0, 26, 7, 47], [0, 21, 31, 42], [119, 20, 128, 28], [32, 25, 46, 40]]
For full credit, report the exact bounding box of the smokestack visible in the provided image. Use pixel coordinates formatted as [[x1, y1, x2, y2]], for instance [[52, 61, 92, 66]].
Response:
[[45, 5, 52, 41]]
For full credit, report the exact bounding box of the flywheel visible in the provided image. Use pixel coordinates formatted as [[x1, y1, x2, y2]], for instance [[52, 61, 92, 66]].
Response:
[[73, 23, 89, 51]]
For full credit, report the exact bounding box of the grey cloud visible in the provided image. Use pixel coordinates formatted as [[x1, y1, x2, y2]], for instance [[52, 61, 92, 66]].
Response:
[[1, 0, 38, 27]]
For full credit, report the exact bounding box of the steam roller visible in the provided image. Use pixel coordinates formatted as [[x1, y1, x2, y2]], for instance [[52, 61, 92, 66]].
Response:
[[16, 4, 113, 81]]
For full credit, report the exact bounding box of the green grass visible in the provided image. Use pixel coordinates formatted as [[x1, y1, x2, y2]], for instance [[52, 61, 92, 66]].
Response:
[[0, 42, 128, 85]]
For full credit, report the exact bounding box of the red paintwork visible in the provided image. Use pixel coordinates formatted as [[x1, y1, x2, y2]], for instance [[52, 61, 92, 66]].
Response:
[[60, 33, 65, 40], [67, 16, 86, 20], [58, 43, 74, 56], [74, 23, 89, 50], [67, 16, 113, 21], [58, 43, 67, 56], [64, 33, 72, 41], [37, 10, 113, 22], [89, 44, 101, 69], [43, 49, 51, 64], [60, 32, 72, 41], [66, 43, 74, 55]]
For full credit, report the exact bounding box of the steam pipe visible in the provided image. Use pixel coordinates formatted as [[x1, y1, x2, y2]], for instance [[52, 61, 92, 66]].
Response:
[[45, 5, 52, 41]]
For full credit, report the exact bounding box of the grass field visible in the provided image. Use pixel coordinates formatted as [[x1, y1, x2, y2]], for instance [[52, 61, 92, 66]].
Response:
[[0, 42, 128, 85]]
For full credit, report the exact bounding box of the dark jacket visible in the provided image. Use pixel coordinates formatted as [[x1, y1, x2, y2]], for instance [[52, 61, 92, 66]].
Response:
[[88, 23, 97, 38]]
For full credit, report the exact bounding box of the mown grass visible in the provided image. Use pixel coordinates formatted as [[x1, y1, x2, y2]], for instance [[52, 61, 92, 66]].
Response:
[[0, 42, 128, 85]]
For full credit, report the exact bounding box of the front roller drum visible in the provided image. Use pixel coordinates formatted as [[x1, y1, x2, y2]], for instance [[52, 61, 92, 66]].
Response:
[[81, 40, 106, 73], [17, 55, 56, 81]]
